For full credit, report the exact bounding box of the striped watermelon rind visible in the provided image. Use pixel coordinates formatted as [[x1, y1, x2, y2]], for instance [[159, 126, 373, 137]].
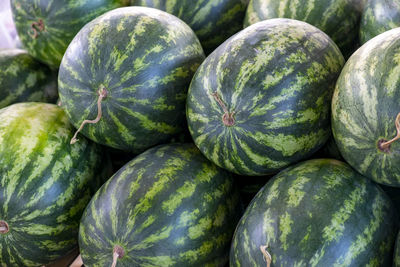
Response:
[[0, 103, 109, 266], [58, 7, 205, 153], [230, 159, 398, 266], [0, 49, 57, 109], [187, 18, 344, 176], [130, 0, 249, 54], [332, 27, 400, 187], [244, 0, 362, 58], [79, 143, 242, 267]]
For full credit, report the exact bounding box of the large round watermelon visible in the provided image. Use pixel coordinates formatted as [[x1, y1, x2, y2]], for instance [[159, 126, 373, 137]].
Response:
[[360, 0, 400, 44], [130, 0, 249, 54], [58, 7, 205, 153], [0, 103, 110, 266], [244, 0, 362, 57], [187, 18, 344, 176], [332, 27, 400, 187], [79, 143, 242, 266], [230, 159, 398, 266], [11, 0, 127, 68], [0, 49, 57, 109]]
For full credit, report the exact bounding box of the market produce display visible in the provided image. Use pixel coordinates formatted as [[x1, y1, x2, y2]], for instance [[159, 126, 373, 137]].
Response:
[[0, 48, 57, 109], [11, 0, 128, 68], [187, 18, 344, 176], [332, 27, 400, 187], [58, 7, 205, 153], [130, 0, 249, 54], [0, 103, 110, 266], [230, 159, 398, 266], [79, 143, 241, 266], [360, 0, 400, 44], [2, 0, 400, 266], [244, 0, 362, 57]]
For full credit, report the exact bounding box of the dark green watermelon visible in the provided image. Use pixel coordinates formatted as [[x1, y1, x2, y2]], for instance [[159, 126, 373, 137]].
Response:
[[11, 0, 127, 68], [130, 0, 249, 54], [230, 159, 398, 266], [244, 0, 363, 57], [0, 103, 110, 266], [0, 49, 57, 109], [360, 0, 400, 44], [79, 143, 242, 266], [332, 27, 400, 187], [187, 18, 344, 176], [58, 7, 205, 153]]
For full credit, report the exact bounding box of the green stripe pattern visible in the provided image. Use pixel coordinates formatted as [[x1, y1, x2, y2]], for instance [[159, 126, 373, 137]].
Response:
[[332, 27, 400, 187], [79, 143, 241, 267], [0, 103, 109, 266], [187, 18, 344, 176], [58, 7, 205, 153], [360, 0, 400, 44], [130, 0, 249, 54], [11, 0, 127, 68], [230, 159, 398, 267], [0, 49, 57, 109], [244, 0, 362, 57]]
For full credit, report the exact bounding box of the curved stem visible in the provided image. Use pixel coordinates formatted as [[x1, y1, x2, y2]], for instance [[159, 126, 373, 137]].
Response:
[[260, 245, 272, 267], [110, 246, 124, 267], [70, 86, 107, 144], [211, 92, 235, 126], [379, 112, 400, 150], [29, 19, 45, 39], [0, 220, 9, 234], [111, 251, 119, 267]]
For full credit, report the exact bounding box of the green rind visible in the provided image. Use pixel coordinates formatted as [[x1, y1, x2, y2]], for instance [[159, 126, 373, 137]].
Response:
[[130, 0, 249, 54], [0, 103, 109, 266], [79, 143, 242, 267], [360, 0, 400, 44], [244, 0, 362, 57], [187, 18, 344, 176], [11, 0, 127, 68], [230, 159, 398, 267], [58, 7, 205, 153], [0, 49, 57, 109], [332, 27, 400, 187]]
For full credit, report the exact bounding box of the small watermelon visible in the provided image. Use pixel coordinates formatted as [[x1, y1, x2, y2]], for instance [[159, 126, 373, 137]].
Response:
[[11, 0, 128, 68], [230, 159, 398, 266], [0, 103, 110, 266], [79, 143, 242, 266], [0, 49, 57, 109], [187, 18, 344, 176], [58, 7, 205, 153]]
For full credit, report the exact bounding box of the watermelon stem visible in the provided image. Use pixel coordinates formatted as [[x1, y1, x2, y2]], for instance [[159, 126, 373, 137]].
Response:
[[260, 245, 271, 267], [0, 220, 9, 234], [111, 245, 124, 267], [29, 19, 45, 39], [212, 92, 235, 126], [70, 86, 107, 144], [378, 113, 400, 152]]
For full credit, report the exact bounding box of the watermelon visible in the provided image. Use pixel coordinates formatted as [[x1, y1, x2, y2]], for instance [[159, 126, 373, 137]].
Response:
[[332, 27, 400, 187], [11, 0, 128, 68], [79, 143, 242, 267], [395, 231, 400, 267], [230, 159, 398, 266], [0, 49, 57, 109], [130, 0, 249, 54], [0, 103, 110, 266], [244, 0, 362, 57], [58, 7, 205, 153], [187, 18, 344, 176], [360, 0, 400, 44]]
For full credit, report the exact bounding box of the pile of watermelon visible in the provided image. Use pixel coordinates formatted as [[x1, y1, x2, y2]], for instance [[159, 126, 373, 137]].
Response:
[[1, 0, 400, 266]]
